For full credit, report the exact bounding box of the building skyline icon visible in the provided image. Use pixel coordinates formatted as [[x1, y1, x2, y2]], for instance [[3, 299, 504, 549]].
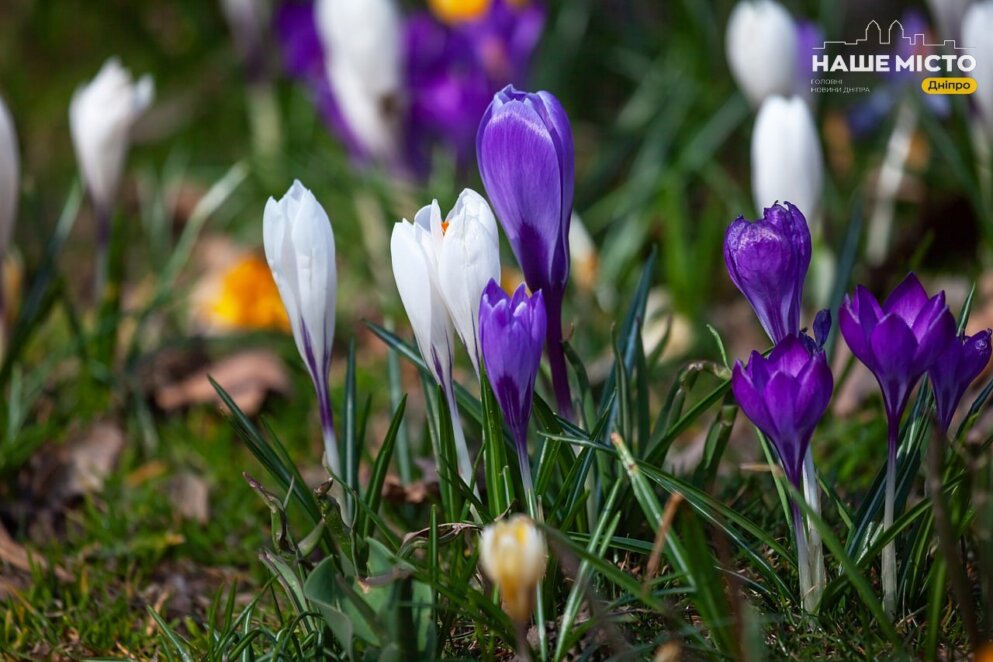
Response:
[[812, 19, 972, 51]]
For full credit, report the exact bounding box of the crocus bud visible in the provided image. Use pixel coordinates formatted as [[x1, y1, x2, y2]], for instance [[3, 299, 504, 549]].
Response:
[[724, 202, 811, 344], [928, 330, 992, 435], [726, 0, 798, 107], [435, 189, 501, 377], [840, 274, 956, 432], [479, 514, 547, 624], [0, 94, 18, 260], [479, 280, 545, 487], [477, 85, 574, 417], [263, 181, 339, 474], [315, 0, 404, 162], [69, 58, 154, 219], [731, 335, 832, 488], [752, 96, 824, 224], [962, 1, 993, 138]]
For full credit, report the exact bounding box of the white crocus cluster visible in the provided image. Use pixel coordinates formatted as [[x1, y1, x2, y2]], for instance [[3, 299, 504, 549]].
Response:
[[751, 95, 824, 225], [725, 0, 798, 107], [479, 515, 548, 624], [315, 0, 404, 162], [391, 189, 501, 487], [263, 180, 340, 474], [69, 57, 154, 219]]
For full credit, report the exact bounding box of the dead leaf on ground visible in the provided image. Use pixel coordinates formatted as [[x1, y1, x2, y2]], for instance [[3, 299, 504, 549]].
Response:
[[0, 522, 71, 588], [167, 472, 210, 524], [154, 349, 291, 416], [28, 420, 127, 505]]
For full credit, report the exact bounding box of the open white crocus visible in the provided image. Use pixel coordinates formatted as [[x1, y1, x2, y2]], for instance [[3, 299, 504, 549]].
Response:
[[726, 0, 798, 107], [69, 58, 154, 220], [963, 1, 993, 140], [315, 0, 403, 162], [263, 180, 340, 474], [435, 189, 501, 377], [751, 95, 824, 225], [479, 515, 548, 624], [391, 206, 474, 488]]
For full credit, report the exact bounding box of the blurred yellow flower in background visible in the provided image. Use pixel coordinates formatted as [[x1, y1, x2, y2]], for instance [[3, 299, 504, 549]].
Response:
[[208, 254, 290, 332], [428, 0, 491, 24]]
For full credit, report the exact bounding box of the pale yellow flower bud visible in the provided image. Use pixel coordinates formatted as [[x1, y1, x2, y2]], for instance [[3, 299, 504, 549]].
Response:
[[479, 515, 547, 624]]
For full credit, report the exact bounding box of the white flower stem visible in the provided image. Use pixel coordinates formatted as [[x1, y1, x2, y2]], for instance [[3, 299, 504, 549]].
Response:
[[882, 438, 897, 618], [792, 503, 814, 613], [445, 386, 474, 492], [802, 450, 825, 609]]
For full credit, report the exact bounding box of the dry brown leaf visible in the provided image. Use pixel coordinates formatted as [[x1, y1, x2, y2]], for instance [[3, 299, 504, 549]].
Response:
[[167, 472, 210, 524], [32, 421, 127, 504], [154, 349, 291, 416], [0, 522, 71, 584]]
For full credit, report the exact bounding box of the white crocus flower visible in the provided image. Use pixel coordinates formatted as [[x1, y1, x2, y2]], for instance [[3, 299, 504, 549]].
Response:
[[315, 0, 403, 162], [751, 95, 824, 225], [0, 95, 18, 262], [929, 0, 971, 40], [963, 1, 993, 139], [69, 58, 154, 218], [435, 189, 501, 378], [263, 180, 339, 474], [726, 0, 798, 107], [479, 515, 548, 624], [391, 206, 474, 487]]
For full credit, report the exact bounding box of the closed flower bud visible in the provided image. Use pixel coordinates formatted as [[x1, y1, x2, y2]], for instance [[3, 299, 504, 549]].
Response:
[[436, 189, 501, 377], [479, 514, 547, 624], [0, 94, 18, 260], [928, 330, 992, 435], [477, 85, 575, 417], [724, 202, 811, 344], [726, 0, 798, 107], [315, 0, 404, 161], [69, 58, 154, 218], [263, 180, 339, 473], [751, 96, 824, 225], [962, 1, 993, 138]]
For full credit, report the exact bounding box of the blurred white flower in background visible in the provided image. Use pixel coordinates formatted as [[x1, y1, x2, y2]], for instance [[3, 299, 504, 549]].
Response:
[[963, 1, 993, 140], [315, 0, 404, 162], [0, 94, 18, 265], [479, 515, 547, 625], [69, 57, 154, 219], [751, 95, 824, 226], [726, 0, 798, 107]]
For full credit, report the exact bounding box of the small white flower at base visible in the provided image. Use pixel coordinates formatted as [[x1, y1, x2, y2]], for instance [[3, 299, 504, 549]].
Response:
[[751, 95, 824, 226], [69, 58, 154, 217], [479, 515, 548, 624], [726, 0, 798, 107]]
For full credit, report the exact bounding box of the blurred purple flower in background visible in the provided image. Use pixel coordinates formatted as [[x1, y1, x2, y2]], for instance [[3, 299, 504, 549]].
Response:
[[477, 85, 575, 419], [928, 329, 992, 435], [479, 280, 546, 492], [275, 0, 544, 175], [724, 202, 812, 344]]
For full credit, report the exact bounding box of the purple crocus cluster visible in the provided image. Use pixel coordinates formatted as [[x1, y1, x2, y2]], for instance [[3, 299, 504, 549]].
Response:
[[275, 0, 544, 175], [724, 200, 992, 616]]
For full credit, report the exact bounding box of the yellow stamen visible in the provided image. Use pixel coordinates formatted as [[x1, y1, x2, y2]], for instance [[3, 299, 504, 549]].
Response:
[[428, 0, 491, 24], [441, 219, 450, 235]]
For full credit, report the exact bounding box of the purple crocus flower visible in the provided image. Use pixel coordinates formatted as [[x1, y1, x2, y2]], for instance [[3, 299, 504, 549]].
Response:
[[724, 202, 812, 344], [477, 85, 574, 418], [479, 279, 546, 490], [840, 274, 956, 434], [732, 335, 833, 488], [839, 272, 955, 615], [928, 329, 992, 435]]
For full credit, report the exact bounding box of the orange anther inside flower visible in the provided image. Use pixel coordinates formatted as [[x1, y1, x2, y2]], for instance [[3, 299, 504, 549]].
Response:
[[441, 219, 450, 234], [428, 0, 491, 24]]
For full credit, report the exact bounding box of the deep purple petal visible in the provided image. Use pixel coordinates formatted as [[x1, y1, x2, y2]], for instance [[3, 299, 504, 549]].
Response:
[[882, 273, 929, 324], [869, 314, 919, 421]]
